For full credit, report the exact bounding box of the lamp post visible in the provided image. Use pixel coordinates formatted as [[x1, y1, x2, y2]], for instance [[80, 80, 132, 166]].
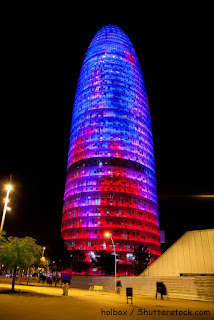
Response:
[[40, 247, 47, 275], [0, 185, 12, 232], [105, 232, 117, 292], [42, 247, 46, 258]]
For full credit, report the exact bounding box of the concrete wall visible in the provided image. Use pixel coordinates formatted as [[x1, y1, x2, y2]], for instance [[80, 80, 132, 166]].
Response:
[[70, 275, 214, 302], [141, 229, 214, 277]]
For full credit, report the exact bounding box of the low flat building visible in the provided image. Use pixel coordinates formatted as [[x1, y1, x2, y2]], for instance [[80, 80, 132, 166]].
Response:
[[141, 229, 214, 277]]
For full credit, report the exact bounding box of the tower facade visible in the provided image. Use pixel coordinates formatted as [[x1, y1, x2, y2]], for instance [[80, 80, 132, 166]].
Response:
[[61, 25, 161, 274]]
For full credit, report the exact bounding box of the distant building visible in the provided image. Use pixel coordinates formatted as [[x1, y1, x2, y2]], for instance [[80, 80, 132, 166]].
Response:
[[61, 25, 161, 274], [141, 229, 214, 277]]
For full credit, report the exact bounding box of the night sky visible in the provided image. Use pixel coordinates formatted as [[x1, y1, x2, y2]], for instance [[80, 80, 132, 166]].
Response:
[[1, 6, 213, 253]]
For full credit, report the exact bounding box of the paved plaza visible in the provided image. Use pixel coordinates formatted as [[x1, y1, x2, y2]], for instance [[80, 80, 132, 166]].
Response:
[[0, 281, 213, 320]]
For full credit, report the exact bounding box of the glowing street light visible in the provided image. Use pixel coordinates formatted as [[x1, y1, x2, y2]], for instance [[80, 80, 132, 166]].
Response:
[[42, 247, 46, 258], [0, 184, 13, 232], [104, 232, 117, 292], [40, 247, 49, 275], [41, 247, 46, 264], [41, 246, 46, 261], [6, 185, 12, 192]]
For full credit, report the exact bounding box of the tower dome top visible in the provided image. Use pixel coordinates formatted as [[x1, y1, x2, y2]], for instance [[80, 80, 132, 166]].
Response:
[[87, 24, 137, 57]]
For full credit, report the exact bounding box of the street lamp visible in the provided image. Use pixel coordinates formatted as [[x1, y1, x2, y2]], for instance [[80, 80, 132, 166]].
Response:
[[40, 247, 49, 275], [0, 184, 12, 232], [104, 232, 117, 292], [42, 247, 46, 259]]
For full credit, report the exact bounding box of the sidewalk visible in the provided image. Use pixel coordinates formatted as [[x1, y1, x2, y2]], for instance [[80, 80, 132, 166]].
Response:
[[0, 281, 214, 320], [0, 275, 61, 288]]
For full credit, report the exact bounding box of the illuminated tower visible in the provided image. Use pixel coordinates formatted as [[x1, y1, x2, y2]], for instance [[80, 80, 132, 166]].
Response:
[[61, 25, 161, 274]]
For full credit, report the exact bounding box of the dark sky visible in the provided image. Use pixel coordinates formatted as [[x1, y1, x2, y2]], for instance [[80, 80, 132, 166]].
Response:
[[1, 6, 213, 252]]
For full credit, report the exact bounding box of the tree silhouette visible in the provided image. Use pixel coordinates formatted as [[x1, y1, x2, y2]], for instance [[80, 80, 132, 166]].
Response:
[[70, 248, 90, 273], [92, 251, 115, 276], [132, 245, 151, 275], [48, 236, 71, 285]]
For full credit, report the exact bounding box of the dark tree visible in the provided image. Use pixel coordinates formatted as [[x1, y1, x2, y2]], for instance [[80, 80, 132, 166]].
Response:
[[92, 251, 115, 276], [48, 237, 71, 269], [70, 248, 90, 273], [132, 245, 151, 275], [48, 236, 71, 285]]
